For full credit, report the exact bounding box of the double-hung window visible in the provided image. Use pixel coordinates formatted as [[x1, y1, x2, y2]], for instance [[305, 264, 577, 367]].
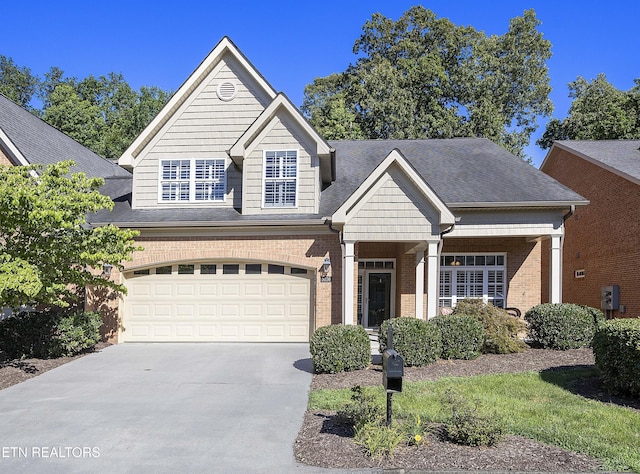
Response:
[[160, 158, 225, 202], [263, 150, 297, 207], [439, 254, 506, 308]]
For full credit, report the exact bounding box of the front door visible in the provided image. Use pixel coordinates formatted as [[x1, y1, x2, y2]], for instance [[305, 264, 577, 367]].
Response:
[[366, 272, 392, 327]]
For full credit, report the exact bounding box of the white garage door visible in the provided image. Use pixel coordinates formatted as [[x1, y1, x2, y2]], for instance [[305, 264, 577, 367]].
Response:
[[121, 262, 312, 342]]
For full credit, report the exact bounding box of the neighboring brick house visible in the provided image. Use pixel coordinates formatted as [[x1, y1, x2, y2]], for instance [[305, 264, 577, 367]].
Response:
[[540, 140, 640, 318], [87, 37, 587, 343]]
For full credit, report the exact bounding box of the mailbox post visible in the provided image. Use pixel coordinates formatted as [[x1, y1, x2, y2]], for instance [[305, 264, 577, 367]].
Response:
[[382, 322, 404, 426]]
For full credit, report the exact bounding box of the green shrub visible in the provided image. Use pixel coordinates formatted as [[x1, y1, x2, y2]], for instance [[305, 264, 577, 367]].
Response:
[[0, 310, 102, 359], [310, 325, 371, 374], [49, 312, 102, 358], [379, 318, 442, 366], [442, 389, 505, 447], [334, 385, 384, 429], [593, 318, 640, 397], [431, 314, 483, 360], [453, 299, 528, 354], [525, 303, 604, 350]]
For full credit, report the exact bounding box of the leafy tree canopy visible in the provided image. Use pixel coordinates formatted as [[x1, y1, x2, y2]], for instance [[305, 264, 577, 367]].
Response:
[[537, 74, 640, 149], [0, 161, 141, 309], [0, 55, 38, 108], [302, 7, 553, 159], [0, 60, 171, 159]]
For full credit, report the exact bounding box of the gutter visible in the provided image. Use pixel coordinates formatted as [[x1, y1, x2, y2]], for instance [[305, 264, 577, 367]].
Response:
[[563, 204, 576, 222], [89, 218, 328, 228]]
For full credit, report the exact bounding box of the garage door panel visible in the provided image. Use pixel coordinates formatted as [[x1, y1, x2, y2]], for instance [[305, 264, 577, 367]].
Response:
[[154, 284, 173, 297], [123, 263, 311, 342]]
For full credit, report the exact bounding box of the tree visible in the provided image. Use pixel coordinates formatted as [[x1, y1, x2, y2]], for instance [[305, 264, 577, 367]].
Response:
[[0, 55, 38, 108], [537, 74, 640, 149], [301, 7, 553, 159], [40, 73, 172, 159], [0, 161, 140, 309]]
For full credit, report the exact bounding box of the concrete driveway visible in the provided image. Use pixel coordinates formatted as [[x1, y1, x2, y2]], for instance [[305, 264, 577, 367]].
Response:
[[0, 343, 335, 473]]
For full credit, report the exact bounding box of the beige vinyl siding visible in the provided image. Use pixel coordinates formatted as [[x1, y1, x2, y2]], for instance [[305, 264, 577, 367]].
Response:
[[451, 209, 565, 237], [241, 115, 319, 215], [343, 166, 441, 241], [132, 53, 269, 209]]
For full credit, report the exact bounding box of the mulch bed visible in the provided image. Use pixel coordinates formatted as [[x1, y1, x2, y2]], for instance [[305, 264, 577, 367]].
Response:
[[295, 348, 639, 472]]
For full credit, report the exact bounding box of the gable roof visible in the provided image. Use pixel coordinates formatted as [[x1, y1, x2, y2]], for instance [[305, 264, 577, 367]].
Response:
[[0, 93, 130, 179], [119, 36, 278, 169], [93, 137, 587, 227], [542, 140, 640, 186], [319, 138, 587, 216], [229, 93, 334, 183], [332, 148, 455, 226]]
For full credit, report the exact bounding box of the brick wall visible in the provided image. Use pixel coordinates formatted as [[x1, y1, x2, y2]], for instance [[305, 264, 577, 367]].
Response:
[[0, 145, 14, 166], [542, 148, 640, 318]]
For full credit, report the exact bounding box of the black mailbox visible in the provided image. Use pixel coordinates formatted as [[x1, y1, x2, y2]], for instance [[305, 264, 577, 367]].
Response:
[[382, 349, 404, 393]]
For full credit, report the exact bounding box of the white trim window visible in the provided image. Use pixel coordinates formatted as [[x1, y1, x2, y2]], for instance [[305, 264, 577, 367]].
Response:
[[439, 254, 506, 308], [263, 150, 297, 207], [159, 158, 226, 202]]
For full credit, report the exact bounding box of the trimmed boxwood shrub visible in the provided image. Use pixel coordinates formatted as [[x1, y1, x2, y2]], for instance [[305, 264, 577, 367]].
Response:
[[453, 299, 528, 354], [379, 317, 442, 366], [310, 324, 371, 374], [431, 314, 483, 360], [525, 303, 604, 350], [0, 310, 102, 359], [593, 318, 640, 397]]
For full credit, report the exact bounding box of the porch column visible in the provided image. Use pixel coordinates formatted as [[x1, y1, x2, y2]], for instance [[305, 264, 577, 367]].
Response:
[[549, 234, 563, 304], [426, 241, 439, 319], [342, 240, 355, 325], [415, 249, 425, 320]]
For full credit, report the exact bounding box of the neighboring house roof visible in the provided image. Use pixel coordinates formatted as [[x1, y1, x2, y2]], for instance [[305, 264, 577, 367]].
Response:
[[542, 140, 640, 186], [0, 93, 131, 199], [92, 137, 587, 227]]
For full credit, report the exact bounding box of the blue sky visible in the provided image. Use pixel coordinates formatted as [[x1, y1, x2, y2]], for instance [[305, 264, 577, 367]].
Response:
[[2, 1, 639, 167]]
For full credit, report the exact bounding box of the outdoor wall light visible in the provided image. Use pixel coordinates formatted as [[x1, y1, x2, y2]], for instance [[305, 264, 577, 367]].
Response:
[[322, 257, 331, 274], [102, 263, 113, 279]]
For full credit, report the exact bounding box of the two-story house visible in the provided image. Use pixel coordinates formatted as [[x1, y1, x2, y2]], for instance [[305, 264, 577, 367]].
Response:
[[90, 37, 587, 343]]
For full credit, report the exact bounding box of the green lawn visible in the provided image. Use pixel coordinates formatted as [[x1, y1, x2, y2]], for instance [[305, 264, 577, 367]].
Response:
[[309, 367, 640, 472]]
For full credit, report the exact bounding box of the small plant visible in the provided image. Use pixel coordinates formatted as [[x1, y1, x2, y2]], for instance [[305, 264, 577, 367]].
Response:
[[402, 414, 429, 446], [593, 318, 640, 397], [379, 318, 442, 366], [431, 314, 483, 360], [334, 385, 384, 429], [525, 303, 604, 350], [442, 389, 504, 447], [354, 421, 405, 459], [454, 299, 528, 354], [310, 325, 371, 374]]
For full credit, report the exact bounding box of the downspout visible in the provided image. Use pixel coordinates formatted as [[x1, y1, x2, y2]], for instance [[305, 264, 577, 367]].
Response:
[[563, 205, 575, 222]]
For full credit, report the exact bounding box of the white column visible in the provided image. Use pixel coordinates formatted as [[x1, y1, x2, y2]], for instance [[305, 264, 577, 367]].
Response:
[[549, 234, 563, 304], [426, 241, 439, 319], [342, 240, 355, 325], [415, 249, 425, 320]]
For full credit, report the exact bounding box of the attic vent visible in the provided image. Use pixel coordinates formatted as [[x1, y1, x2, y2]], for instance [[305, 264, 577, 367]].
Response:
[[217, 82, 237, 101]]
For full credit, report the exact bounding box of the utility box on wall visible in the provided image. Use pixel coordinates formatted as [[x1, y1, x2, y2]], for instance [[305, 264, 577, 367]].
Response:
[[601, 285, 619, 311]]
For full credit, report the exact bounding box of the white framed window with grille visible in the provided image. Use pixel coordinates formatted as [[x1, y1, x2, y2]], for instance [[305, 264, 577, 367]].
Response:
[[439, 254, 506, 308], [263, 150, 297, 207], [159, 158, 226, 202]]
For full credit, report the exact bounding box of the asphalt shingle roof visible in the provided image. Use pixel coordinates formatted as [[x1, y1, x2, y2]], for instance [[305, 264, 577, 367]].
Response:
[[0, 94, 131, 199], [92, 137, 586, 226], [554, 140, 640, 182]]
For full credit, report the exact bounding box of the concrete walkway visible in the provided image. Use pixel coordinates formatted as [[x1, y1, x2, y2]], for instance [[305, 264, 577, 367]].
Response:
[[0, 343, 353, 473]]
